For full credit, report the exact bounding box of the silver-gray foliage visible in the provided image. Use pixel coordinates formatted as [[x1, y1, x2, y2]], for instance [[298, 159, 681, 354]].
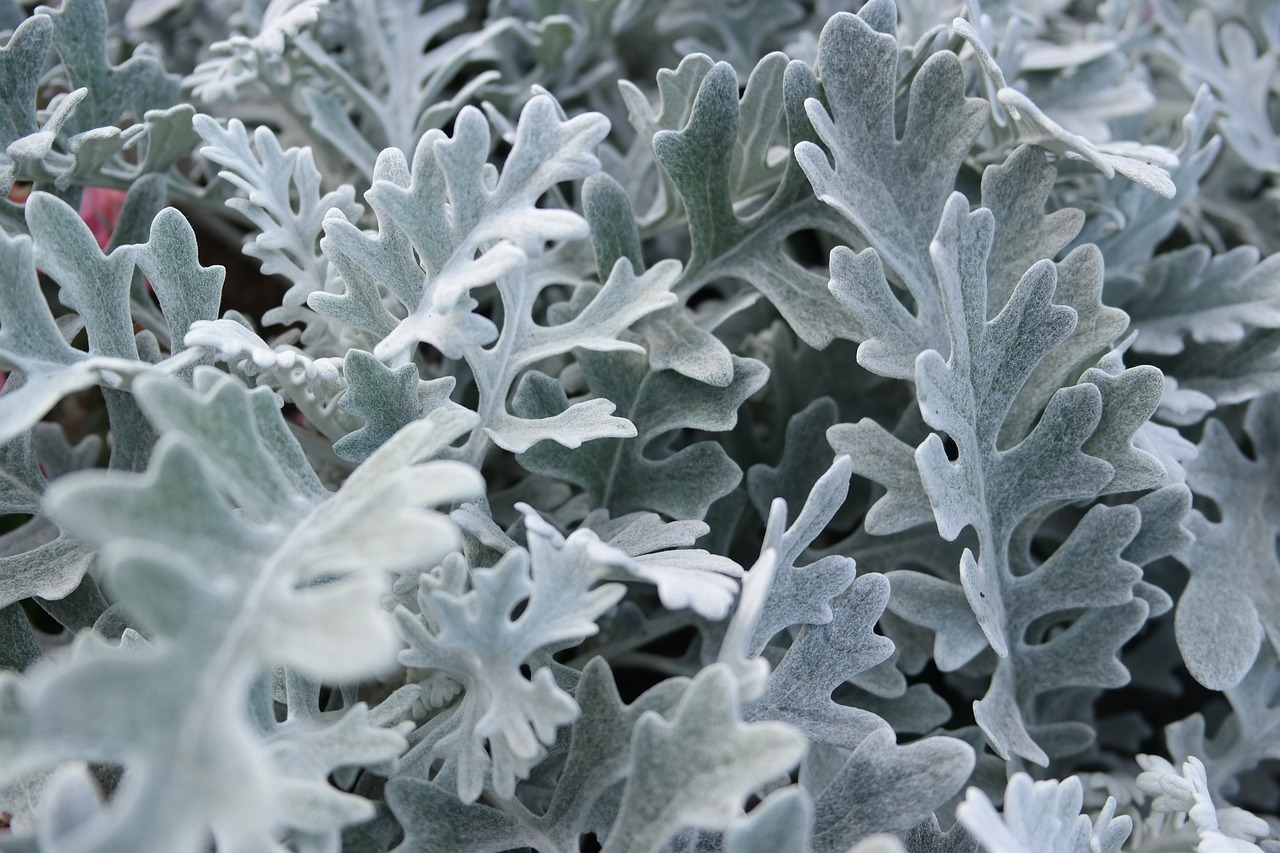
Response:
[[1, 0, 1279, 850]]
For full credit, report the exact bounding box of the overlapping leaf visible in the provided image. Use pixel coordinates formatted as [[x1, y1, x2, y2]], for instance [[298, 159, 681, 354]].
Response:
[[742, 572, 896, 749], [516, 348, 766, 520], [0, 425, 99, 653], [0, 0, 194, 203], [1121, 245, 1280, 356], [1165, 644, 1280, 804], [194, 114, 363, 342], [953, 17, 1178, 199], [3, 0, 1279, 846], [332, 348, 458, 463], [600, 665, 806, 853], [387, 658, 688, 853], [656, 0, 804, 78], [809, 728, 974, 853], [0, 14, 56, 199], [316, 95, 676, 461], [837, 193, 1166, 765], [1158, 6, 1280, 174], [1176, 395, 1280, 690], [716, 456, 970, 850], [797, 7, 988, 341], [742, 456, 859, 655], [908, 196, 1128, 645], [0, 371, 482, 850], [579, 509, 743, 620], [0, 192, 221, 450], [344, 94, 611, 363], [301, 0, 506, 173], [1134, 755, 1272, 851], [615, 52, 715, 231], [1072, 88, 1221, 272], [956, 774, 1132, 853], [462, 256, 678, 459], [188, 0, 505, 180], [185, 0, 331, 101], [1155, 329, 1280, 417], [651, 51, 859, 357], [395, 507, 629, 803]]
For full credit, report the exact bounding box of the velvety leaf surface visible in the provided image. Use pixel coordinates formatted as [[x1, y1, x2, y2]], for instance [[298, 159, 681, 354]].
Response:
[[811, 728, 975, 853], [1124, 246, 1280, 356], [0, 193, 220, 452], [195, 114, 363, 339], [798, 10, 988, 333], [396, 509, 629, 802], [654, 54, 858, 351], [0, 375, 481, 851], [957, 774, 1131, 853], [0, 425, 99, 617], [3, 0, 1279, 847], [600, 665, 807, 853], [1177, 396, 1280, 690], [389, 659, 688, 853], [517, 349, 766, 520]]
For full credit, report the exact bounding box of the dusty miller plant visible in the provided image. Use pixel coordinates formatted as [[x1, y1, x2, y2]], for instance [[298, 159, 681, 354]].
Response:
[[1, 0, 1279, 850]]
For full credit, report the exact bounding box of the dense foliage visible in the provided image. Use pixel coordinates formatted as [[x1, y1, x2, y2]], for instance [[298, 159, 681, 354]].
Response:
[[2, 0, 1279, 850]]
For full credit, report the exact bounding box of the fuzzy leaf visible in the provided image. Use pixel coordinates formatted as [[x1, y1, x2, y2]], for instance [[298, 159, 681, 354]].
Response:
[[748, 397, 841, 523], [909, 194, 1113, 654], [749, 456, 859, 653], [0, 15, 53, 196], [128, 207, 225, 370], [811, 727, 975, 853], [657, 0, 804, 78], [956, 774, 1132, 853], [583, 171, 645, 280], [798, 10, 988, 320], [1165, 644, 1280, 804], [1177, 397, 1280, 690], [0, 194, 213, 447], [185, 0, 329, 100], [517, 349, 767, 520], [195, 115, 362, 339], [828, 417, 934, 535], [469, 257, 678, 456], [582, 511, 743, 620], [2, 378, 479, 850], [744, 573, 896, 749], [1159, 7, 1280, 173], [363, 95, 610, 363], [304, 1, 499, 165], [653, 54, 857, 350], [43, 0, 172, 129], [954, 18, 1176, 198], [725, 787, 813, 853], [1075, 87, 1220, 270], [600, 665, 807, 853], [850, 192, 1163, 765], [0, 426, 99, 612], [582, 168, 733, 388], [333, 349, 457, 463], [316, 94, 678, 462], [979, 146, 1085, 315], [827, 117, 1096, 404], [181, 313, 363, 452], [1158, 329, 1280, 413], [1123, 246, 1280, 356], [396, 510, 628, 802], [616, 52, 716, 230], [389, 658, 689, 852], [969, 504, 1149, 765]]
